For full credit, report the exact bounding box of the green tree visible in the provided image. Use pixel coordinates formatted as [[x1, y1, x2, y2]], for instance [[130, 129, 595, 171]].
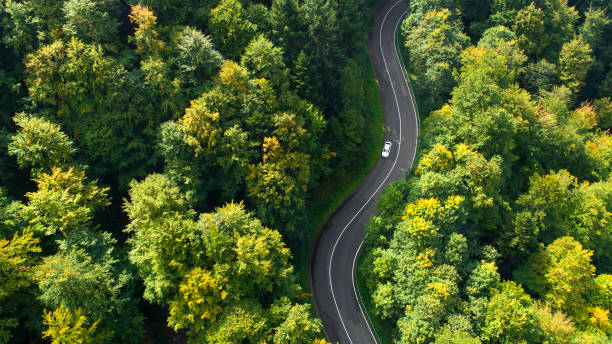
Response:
[[480, 281, 540, 344], [270, 0, 305, 63], [62, 0, 120, 47], [25, 37, 166, 183], [0, 188, 24, 239], [36, 247, 144, 343], [522, 59, 559, 93], [410, 144, 504, 231], [246, 137, 309, 239], [509, 170, 576, 252], [331, 58, 367, 165], [198, 202, 295, 298], [300, 0, 342, 111], [21, 167, 109, 236], [398, 271, 461, 344], [579, 8, 611, 49], [434, 328, 482, 344], [174, 26, 223, 94], [377, 179, 410, 218], [241, 34, 286, 89], [124, 174, 200, 303], [466, 261, 500, 298], [512, 3, 547, 56], [205, 300, 267, 344], [2, 0, 64, 55], [208, 0, 255, 59], [8, 113, 75, 174], [0, 229, 40, 344], [273, 304, 323, 344], [488, 0, 531, 28], [512, 0, 578, 59], [515, 236, 596, 322], [559, 37, 594, 97], [42, 305, 111, 344], [167, 202, 305, 342], [168, 267, 227, 336], [590, 274, 612, 310], [404, 8, 470, 114], [478, 25, 516, 50]]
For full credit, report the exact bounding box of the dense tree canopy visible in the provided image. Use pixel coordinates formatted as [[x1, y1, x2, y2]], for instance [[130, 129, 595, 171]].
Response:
[[2, 0, 611, 342], [364, 1, 612, 342], [0, 0, 380, 340]]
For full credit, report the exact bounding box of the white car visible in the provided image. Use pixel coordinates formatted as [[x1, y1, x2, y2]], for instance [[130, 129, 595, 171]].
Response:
[[382, 141, 392, 158]]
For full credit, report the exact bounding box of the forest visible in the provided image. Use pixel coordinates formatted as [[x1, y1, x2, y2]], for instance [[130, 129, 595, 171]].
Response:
[[0, 0, 379, 342], [361, 0, 612, 343]]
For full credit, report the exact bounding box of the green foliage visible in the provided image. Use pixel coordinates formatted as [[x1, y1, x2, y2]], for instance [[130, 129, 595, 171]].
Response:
[[273, 303, 323, 344], [434, 327, 481, 344], [124, 174, 199, 303], [299, 0, 342, 111], [522, 59, 559, 94], [2, 0, 64, 55], [411, 143, 504, 231], [42, 305, 111, 344], [480, 281, 540, 344], [506, 171, 612, 268], [478, 25, 516, 49], [512, 3, 547, 57], [466, 261, 500, 298], [511, 0, 578, 59], [559, 37, 594, 98], [0, 229, 40, 344], [579, 8, 611, 49], [62, 0, 119, 47], [160, 59, 327, 239], [8, 113, 75, 175], [403, 8, 470, 114], [241, 34, 286, 89], [366, 1, 612, 343], [24, 37, 165, 183], [204, 300, 267, 344], [160, 202, 318, 342], [21, 167, 109, 236], [270, 0, 304, 63], [0, 0, 396, 342], [36, 247, 144, 343], [515, 237, 596, 321], [208, 0, 255, 59], [0, 188, 24, 239], [330, 58, 369, 166], [175, 26, 223, 93]]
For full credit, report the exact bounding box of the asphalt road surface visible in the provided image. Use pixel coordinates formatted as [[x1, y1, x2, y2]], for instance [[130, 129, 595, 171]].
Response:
[[309, 0, 419, 343]]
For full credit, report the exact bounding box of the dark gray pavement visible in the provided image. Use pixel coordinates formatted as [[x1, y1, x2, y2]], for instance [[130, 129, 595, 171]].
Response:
[[309, 0, 419, 343]]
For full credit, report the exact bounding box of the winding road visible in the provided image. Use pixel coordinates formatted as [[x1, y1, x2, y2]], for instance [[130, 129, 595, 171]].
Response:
[[309, 0, 418, 343]]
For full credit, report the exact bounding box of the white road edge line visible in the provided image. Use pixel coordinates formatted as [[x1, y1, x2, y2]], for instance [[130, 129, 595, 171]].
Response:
[[327, 0, 409, 343], [350, 5, 416, 343]]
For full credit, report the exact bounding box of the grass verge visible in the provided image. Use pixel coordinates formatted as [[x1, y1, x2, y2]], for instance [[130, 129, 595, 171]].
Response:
[[295, 41, 385, 290]]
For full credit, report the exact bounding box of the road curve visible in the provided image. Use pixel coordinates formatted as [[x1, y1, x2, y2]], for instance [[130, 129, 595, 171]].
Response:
[[309, 0, 418, 343]]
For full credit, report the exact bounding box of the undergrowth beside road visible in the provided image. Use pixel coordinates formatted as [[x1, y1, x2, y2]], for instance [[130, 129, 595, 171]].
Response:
[[296, 32, 385, 291], [356, 259, 395, 344], [354, 8, 427, 344]]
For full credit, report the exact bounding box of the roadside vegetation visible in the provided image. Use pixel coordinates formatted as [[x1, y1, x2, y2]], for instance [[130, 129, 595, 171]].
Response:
[[360, 0, 612, 343], [0, 0, 379, 342]]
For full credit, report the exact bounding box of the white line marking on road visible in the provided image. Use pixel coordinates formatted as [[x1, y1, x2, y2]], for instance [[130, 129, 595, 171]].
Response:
[[327, 0, 412, 343]]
